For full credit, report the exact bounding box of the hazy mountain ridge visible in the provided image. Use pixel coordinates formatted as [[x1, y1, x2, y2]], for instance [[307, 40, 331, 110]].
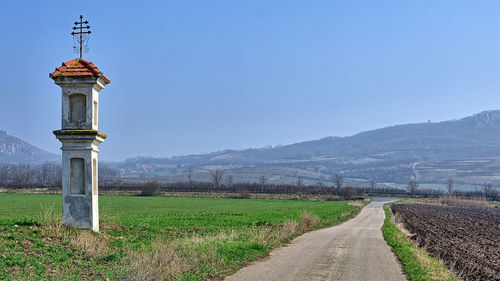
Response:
[[127, 110, 500, 165], [0, 130, 58, 163], [122, 110, 500, 189]]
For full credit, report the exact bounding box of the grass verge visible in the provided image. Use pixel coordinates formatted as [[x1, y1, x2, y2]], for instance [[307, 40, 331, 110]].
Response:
[[381, 203, 457, 281]]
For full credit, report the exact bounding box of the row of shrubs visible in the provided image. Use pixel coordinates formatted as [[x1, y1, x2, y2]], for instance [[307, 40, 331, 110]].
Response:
[[2, 175, 497, 200], [103, 181, 454, 199]]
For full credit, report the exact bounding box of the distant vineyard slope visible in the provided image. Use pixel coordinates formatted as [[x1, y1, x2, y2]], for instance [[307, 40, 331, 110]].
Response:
[[122, 110, 500, 188]]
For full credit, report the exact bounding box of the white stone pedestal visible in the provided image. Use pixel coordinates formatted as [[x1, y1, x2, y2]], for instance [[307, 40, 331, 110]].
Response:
[[54, 130, 105, 232]]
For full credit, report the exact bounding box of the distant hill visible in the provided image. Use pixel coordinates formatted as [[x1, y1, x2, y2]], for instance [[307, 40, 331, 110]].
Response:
[[0, 130, 58, 163], [121, 110, 500, 190]]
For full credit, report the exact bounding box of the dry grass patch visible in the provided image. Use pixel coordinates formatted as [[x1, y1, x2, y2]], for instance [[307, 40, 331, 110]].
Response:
[[348, 201, 364, 207], [126, 231, 240, 280], [126, 218, 324, 281], [399, 196, 496, 209], [441, 196, 490, 208], [392, 212, 416, 239], [255, 226, 275, 246], [127, 245, 194, 281], [279, 221, 299, 240], [413, 248, 453, 281], [340, 209, 356, 219], [72, 231, 111, 257], [299, 212, 319, 230], [37, 205, 67, 238]]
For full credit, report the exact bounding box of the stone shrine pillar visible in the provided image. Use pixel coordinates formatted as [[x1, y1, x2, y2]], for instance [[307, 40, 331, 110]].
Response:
[[50, 58, 110, 232]]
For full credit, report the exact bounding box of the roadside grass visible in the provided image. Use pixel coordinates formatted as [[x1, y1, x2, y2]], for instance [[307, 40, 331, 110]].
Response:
[[382, 203, 458, 281], [0, 193, 366, 280]]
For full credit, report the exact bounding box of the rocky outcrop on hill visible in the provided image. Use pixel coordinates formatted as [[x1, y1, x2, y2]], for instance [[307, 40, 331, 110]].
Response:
[[0, 130, 57, 163]]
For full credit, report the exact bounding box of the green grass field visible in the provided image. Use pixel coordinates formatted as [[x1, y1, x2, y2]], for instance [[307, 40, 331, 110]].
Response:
[[0, 193, 365, 280]]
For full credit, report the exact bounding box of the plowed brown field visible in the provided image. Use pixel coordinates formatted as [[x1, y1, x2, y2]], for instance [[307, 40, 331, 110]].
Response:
[[391, 204, 500, 281]]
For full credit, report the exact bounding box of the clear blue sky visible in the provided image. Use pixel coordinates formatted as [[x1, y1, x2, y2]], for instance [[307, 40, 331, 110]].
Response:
[[1, 0, 500, 161]]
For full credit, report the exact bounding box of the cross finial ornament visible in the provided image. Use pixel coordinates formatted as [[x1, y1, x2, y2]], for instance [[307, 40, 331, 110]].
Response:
[[71, 15, 91, 58]]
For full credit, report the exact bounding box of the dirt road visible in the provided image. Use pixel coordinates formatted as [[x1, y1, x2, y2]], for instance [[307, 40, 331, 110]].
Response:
[[226, 198, 406, 281]]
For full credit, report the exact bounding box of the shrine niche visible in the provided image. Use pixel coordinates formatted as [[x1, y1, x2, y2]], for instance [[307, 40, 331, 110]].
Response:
[[69, 93, 86, 124]]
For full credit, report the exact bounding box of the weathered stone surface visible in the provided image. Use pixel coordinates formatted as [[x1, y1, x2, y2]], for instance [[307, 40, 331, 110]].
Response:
[[70, 158, 85, 195], [69, 94, 86, 124]]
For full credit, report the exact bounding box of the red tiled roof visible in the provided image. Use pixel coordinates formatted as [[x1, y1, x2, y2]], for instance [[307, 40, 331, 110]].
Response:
[[50, 58, 110, 83]]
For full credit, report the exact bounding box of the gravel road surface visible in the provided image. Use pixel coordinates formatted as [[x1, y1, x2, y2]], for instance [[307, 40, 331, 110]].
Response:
[[226, 198, 406, 281]]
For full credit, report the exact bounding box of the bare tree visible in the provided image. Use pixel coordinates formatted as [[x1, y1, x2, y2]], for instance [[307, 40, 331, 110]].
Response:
[[407, 178, 419, 193], [186, 166, 193, 183], [296, 176, 303, 187], [490, 189, 499, 201], [334, 174, 343, 189], [259, 175, 267, 193], [369, 179, 376, 191], [446, 178, 454, 195], [140, 180, 162, 196], [225, 174, 234, 187], [482, 182, 493, 198], [316, 181, 326, 194], [211, 169, 224, 188], [99, 163, 120, 183], [259, 175, 267, 185]]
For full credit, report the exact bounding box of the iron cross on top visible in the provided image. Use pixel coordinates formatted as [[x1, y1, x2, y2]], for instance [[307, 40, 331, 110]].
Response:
[[71, 15, 91, 58]]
